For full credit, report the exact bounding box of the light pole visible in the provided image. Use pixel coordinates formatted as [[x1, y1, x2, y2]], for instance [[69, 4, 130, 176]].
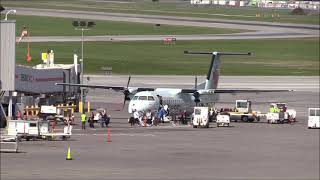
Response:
[[72, 20, 95, 113], [4, 9, 16, 20]]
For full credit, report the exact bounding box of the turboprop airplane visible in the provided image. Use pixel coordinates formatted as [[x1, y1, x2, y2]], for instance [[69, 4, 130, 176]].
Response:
[[56, 51, 293, 114]]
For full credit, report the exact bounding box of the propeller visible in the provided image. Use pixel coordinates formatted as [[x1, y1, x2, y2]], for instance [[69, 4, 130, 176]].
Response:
[[194, 75, 197, 91], [122, 76, 131, 109], [193, 76, 200, 106]]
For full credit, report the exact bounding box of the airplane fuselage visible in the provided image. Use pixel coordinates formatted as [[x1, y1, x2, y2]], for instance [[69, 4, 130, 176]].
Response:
[[128, 89, 218, 114]]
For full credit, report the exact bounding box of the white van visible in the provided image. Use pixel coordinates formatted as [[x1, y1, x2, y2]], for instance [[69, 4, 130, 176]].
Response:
[[308, 108, 320, 129], [193, 107, 209, 128]]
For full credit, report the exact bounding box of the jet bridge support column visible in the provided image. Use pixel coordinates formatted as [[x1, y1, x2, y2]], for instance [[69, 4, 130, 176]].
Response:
[[8, 91, 12, 120]]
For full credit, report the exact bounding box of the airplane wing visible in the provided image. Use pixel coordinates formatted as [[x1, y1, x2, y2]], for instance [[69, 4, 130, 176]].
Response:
[[56, 83, 293, 93], [181, 88, 294, 94], [55, 83, 125, 91]]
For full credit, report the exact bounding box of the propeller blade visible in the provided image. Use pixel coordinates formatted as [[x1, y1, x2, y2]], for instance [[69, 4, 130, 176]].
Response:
[[126, 75, 131, 88], [122, 76, 131, 110], [122, 96, 127, 110], [194, 76, 198, 91]]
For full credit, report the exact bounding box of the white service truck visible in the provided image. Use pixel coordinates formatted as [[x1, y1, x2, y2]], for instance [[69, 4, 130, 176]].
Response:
[[308, 108, 320, 129], [216, 114, 230, 127], [193, 107, 209, 128], [7, 120, 72, 141], [266, 103, 296, 124], [228, 100, 262, 122]]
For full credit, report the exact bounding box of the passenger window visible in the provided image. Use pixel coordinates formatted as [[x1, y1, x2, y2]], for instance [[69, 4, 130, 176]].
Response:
[[316, 109, 320, 116], [148, 96, 155, 101], [132, 96, 138, 100], [138, 96, 147, 100]]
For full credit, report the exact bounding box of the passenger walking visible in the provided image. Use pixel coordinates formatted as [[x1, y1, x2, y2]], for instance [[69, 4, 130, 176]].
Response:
[[133, 109, 140, 126], [100, 111, 105, 127], [129, 116, 135, 126], [100, 110, 110, 127], [50, 119, 56, 133], [89, 112, 94, 128], [146, 109, 153, 125], [158, 107, 167, 123], [81, 113, 87, 130], [104, 110, 110, 127], [142, 115, 148, 127], [70, 113, 75, 125]]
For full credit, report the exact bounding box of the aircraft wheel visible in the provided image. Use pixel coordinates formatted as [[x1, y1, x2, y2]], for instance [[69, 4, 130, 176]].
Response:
[[193, 125, 197, 128]]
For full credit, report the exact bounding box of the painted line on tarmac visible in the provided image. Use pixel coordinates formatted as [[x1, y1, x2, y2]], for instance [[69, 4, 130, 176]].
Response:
[[62, 125, 191, 131], [58, 128, 97, 131], [73, 133, 155, 137]]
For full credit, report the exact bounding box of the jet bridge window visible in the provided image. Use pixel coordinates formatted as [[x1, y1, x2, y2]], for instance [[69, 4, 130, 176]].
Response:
[[148, 96, 155, 101], [132, 96, 138, 100], [138, 96, 147, 100]]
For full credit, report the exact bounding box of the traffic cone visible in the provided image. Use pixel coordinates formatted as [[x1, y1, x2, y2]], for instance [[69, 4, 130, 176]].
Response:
[[66, 146, 72, 160], [26, 43, 32, 62], [107, 127, 111, 143]]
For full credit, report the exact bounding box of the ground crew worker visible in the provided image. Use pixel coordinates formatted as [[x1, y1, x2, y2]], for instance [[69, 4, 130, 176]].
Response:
[[269, 105, 274, 113], [81, 113, 87, 130], [274, 106, 280, 113]]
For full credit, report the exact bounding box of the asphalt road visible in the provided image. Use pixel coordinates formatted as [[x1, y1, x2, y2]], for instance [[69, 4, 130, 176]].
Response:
[[1, 76, 319, 180], [12, 7, 319, 42]]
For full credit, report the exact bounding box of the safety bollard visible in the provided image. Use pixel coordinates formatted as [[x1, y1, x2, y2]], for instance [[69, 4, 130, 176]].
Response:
[[26, 106, 29, 118], [31, 105, 34, 116], [87, 101, 90, 113], [107, 127, 111, 143], [79, 101, 83, 113], [35, 105, 39, 116]]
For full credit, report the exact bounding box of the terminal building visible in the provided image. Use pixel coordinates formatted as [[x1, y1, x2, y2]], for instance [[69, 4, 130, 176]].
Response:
[[0, 20, 81, 127]]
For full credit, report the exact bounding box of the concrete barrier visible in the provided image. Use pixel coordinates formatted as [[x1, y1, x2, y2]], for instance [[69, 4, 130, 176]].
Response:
[[0, 135, 19, 153]]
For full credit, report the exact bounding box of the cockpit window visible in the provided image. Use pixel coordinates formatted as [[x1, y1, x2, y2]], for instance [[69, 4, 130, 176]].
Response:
[[138, 96, 147, 100], [132, 96, 138, 100], [148, 96, 155, 101]]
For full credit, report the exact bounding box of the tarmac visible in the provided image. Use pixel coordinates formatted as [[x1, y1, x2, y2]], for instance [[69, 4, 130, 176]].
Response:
[[1, 76, 319, 180]]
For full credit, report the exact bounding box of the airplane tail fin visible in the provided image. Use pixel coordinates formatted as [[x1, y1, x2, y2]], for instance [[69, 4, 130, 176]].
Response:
[[184, 51, 251, 90]]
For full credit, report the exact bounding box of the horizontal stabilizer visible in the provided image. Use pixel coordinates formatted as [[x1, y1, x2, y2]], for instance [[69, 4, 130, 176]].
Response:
[[184, 51, 252, 56], [213, 89, 295, 93]]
